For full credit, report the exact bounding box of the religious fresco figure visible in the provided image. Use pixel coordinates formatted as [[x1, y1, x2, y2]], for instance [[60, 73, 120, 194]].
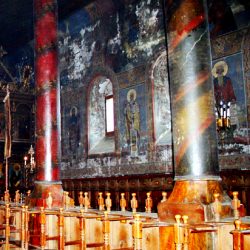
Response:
[[124, 89, 140, 157], [211, 53, 248, 152], [212, 60, 236, 105], [68, 106, 80, 154], [212, 60, 238, 141]]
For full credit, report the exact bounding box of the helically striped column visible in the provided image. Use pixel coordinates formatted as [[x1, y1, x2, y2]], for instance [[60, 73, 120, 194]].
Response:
[[26, 0, 64, 207], [158, 0, 231, 223]]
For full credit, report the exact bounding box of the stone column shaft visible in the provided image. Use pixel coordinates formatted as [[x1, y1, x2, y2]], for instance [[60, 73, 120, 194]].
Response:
[[167, 0, 219, 179], [27, 0, 63, 207], [158, 0, 231, 223]]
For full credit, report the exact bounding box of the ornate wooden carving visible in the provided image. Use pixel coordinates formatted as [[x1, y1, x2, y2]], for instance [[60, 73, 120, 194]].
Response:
[[62, 170, 250, 215]]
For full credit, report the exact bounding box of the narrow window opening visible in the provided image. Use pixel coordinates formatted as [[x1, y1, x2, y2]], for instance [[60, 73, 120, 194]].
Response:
[[105, 95, 114, 136]]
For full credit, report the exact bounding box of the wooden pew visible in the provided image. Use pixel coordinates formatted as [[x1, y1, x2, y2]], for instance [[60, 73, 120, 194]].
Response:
[[1, 190, 250, 250], [231, 219, 250, 250], [26, 207, 105, 249], [0, 203, 27, 249]]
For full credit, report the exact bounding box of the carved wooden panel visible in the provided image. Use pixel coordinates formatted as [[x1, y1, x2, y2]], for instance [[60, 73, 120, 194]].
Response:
[[62, 170, 250, 215]]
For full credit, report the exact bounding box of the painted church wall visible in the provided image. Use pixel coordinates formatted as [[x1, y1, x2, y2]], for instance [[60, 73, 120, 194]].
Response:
[[0, 1, 248, 180], [58, 0, 173, 178], [211, 28, 250, 170], [59, 0, 250, 179]]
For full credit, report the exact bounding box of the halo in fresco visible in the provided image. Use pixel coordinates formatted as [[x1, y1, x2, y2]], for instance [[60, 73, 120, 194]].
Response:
[[127, 89, 137, 102], [212, 60, 228, 78]]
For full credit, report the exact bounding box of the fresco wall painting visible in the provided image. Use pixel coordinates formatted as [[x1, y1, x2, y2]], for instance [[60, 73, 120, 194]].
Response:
[[58, 0, 174, 178], [213, 52, 249, 155], [0, 0, 248, 180]]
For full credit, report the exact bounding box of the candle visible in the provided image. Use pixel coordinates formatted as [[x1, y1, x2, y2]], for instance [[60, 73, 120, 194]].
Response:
[[223, 104, 226, 118], [24, 156, 28, 166], [215, 107, 218, 118], [220, 101, 223, 118], [227, 102, 231, 117]]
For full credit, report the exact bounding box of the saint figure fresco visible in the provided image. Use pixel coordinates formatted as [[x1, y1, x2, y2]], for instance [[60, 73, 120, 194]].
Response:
[[124, 89, 140, 157], [212, 60, 236, 105], [69, 106, 80, 153]]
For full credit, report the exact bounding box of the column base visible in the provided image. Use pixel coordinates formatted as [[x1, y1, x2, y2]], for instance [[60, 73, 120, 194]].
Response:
[[25, 181, 64, 208], [158, 180, 232, 223]]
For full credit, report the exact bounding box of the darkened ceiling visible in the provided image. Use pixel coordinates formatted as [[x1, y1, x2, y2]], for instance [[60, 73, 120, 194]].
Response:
[[0, 0, 249, 51], [0, 0, 93, 50]]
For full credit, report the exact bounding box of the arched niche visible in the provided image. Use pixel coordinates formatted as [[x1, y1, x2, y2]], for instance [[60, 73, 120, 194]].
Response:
[[88, 77, 115, 154], [151, 51, 171, 145]]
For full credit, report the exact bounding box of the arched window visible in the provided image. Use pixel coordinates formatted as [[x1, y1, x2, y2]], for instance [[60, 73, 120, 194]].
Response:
[[88, 77, 115, 154]]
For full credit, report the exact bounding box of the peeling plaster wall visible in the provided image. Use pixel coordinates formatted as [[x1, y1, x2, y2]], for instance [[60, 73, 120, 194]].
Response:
[[152, 51, 171, 145], [59, 0, 172, 179], [0, 0, 248, 181], [59, 0, 250, 179], [89, 83, 106, 150]]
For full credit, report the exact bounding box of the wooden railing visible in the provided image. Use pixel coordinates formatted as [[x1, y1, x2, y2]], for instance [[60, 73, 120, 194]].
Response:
[[0, 190, 249, 250]]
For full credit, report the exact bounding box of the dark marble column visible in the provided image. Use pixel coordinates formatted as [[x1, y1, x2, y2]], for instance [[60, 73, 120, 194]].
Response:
[[26, 0, 64, 207], [158, 0, 231, 222]]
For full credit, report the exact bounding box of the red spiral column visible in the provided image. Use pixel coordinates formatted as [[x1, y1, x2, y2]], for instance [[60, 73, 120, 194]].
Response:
[[26, 0, 64, 207], [158, 0, 231, 223]]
